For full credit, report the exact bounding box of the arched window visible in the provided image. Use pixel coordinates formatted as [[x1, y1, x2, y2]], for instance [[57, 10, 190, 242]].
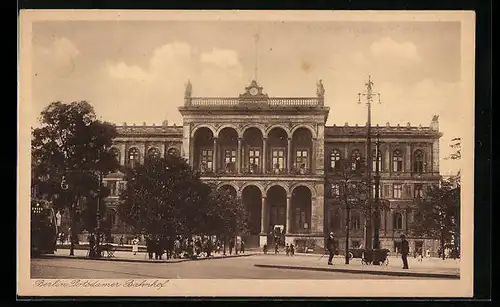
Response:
[[109, 147, 120, 164], [351, 149, 361, 171], [392, 150, 403, 172], [167, 147, 180, 157], [147, 147, 160, 160], [128, 147, 140, 168], [330, 149, 341, 169], [413, 150, 425, 173], [393, 212, 403, 230], [331, 183, 340, 197], [372, 149, 382, 172]]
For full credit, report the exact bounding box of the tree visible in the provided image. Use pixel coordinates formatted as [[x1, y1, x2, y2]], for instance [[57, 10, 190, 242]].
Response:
[[31, 101, 119, 255], [411, 178, 460, 259], [118, 154, 210, 239]]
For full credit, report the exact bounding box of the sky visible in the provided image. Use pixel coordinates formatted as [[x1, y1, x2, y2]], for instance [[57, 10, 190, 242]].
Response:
[[29, 18, 466, 175]]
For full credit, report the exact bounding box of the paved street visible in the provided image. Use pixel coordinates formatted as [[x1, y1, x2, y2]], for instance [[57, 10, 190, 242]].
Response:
[[31, 253, 439, 280]]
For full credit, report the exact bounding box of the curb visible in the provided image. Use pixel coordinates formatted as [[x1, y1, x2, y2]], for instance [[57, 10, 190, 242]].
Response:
[[36, 253, 253, 264], [253, 264, 460, 279]]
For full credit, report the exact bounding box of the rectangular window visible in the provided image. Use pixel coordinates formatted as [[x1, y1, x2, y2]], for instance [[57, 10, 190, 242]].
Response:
[[372, 184, 382, 198], [224, 149, 237, 172], [248, 149, 260, 171], [118, 182, 126, 194], [393, 183, 403, 199], [107, 181, 117, 196], [331, 183, 340, 197], [414, 184, 424, 198], [200, 149, 213, 171], [404, 185, 412, 198], [295, 149, 309, 171], [384, 184, 391, 198], [272, 148, 286, 171]]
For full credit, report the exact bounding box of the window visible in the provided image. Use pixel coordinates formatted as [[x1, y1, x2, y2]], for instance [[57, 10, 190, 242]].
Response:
[[107, 181, 117, 196], [224, 149, 237, 172], [393, 212, 403, 230], [331, 183, 340, 197], [248, 149, 260, 171], [383, 184, 391, 198], [351, 213, 361, 229], [330, 149, 341, 169], [272, 149, 285, 171], [392, 150, 403, 172], [295, 149, 308, 172], [351, 149, 361, 170], [168, 148, 180, 157], [414, 184, 424, 198], [200, 149, 213, 172], [128, 147, 140, 168], [118, 181, 126, 194], [404, 185, 412, 198], [109, 147, 120, 164], [372, 149, 382, 171], [393, 183, 403, 199], [147, 147, 160, 160], [413, 150, 425, 173]]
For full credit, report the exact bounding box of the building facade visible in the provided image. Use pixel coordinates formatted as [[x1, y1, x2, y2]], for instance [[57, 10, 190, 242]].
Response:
[[103, 80, 442, 255]]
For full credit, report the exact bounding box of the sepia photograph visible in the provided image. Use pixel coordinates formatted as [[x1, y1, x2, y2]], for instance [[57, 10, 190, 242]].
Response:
[[18, 10, 475, 297]]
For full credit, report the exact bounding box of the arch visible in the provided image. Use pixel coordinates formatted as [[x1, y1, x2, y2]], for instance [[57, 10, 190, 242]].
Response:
[[109, 146, 121, 164], [241, 182, 265, 195], [147, 146, 161, 159], [393, 211, 403, 230], [265, 183, 290, 198], [167, 147, 180, 157], [413, 149, 425, 173], [215, 124, 240, 138], [218, 183, 239, 196], [265, 124, 291, 139], [329, 148, 341, 169], [191, 124, 216, 138], [241, 124, 266, 138], [127, 146, 140, 168], [290, 183, 317, 198], [291, 124, 317, 139]]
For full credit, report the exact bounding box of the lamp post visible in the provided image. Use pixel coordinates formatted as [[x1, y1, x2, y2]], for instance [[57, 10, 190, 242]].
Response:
[[95, 146, 105, 258], [372, 133, 382, 264], [61, 175, 76, 256], [358, 75, 381, 251]]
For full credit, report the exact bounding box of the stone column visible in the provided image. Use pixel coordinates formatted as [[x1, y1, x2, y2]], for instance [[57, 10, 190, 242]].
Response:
[[311, 138, 317, 173], [120, 143, 126, 166], [212, 138, 218, 173], [262, 138, 267, 174], [406, 143, 412, 172], [189, 138, 195, 168], [140, 142, 146, 164], [286, 196, 292, 234], [432, 139, 440, 174], [311, 196, 324, 234], [385, 143, 391, 172], [237, 137, 242, 173], [182, 124, 191, 161], [287, 138, 292, 173], [315, 125, 325, 176], [260, 197, 267, 234]]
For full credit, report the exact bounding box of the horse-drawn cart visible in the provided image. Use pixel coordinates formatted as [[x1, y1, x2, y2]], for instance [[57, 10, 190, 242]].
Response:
[[361, 248, 390, 265]]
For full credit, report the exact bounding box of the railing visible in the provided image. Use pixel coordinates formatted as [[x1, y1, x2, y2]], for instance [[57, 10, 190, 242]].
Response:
[[189, 97, 322, 107], [197, 165, 318, 176]]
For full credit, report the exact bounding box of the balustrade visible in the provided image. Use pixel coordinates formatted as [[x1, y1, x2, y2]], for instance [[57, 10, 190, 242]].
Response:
[[189, 97, 321, 107]]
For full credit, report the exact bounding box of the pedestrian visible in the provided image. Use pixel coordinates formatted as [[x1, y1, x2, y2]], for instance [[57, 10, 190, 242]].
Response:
[[285, 243, 290, 256], [326, 232, 337, 265], [155, 235, 163, 260], [263, 243, 268, 254], [88, 233, 96, 258], [417, 247, 423, 262], [229, 238, 235, 255], [240, 239, 245, 253], [132, 237, 139, 255], [400, 234, 410, 269], [146, 235, 153, 259], [290, 243, 295, 256], [274, 242, 279, 255], [119, 235, 124, 246]]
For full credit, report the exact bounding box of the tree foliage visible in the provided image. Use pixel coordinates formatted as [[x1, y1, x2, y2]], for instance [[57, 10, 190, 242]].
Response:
[[411, 178, 460, 255], [31, 101, 119, 232], [118, 155, 246, 239]]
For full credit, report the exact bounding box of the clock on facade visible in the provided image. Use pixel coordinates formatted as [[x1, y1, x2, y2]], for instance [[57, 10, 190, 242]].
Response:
[[249, 87, 259, 95]]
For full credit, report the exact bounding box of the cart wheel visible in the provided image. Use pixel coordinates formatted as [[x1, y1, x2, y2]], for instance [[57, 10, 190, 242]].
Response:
[[348, 252, 353, 260]]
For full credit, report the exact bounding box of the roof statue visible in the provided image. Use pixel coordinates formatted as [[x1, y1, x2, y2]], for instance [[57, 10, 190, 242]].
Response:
[[184, 80, 192, 98], [432, 115, 439, 122], [316, 79, 325, 97]]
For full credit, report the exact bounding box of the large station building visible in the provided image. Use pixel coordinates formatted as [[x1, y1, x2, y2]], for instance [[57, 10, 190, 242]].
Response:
[[103, 80, 443, 255]]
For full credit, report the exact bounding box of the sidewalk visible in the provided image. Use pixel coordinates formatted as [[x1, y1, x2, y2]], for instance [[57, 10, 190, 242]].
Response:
[[252, 254, 460, 279], [38, 248, 253, 263]]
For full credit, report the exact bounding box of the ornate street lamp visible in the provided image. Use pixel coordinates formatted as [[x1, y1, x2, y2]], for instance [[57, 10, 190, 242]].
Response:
[[372, 133, 382, 264]]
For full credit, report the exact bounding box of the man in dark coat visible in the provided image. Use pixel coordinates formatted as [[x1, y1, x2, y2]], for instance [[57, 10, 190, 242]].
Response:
[[326, 232, 337, 265], [400, 234, 410, 269]]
